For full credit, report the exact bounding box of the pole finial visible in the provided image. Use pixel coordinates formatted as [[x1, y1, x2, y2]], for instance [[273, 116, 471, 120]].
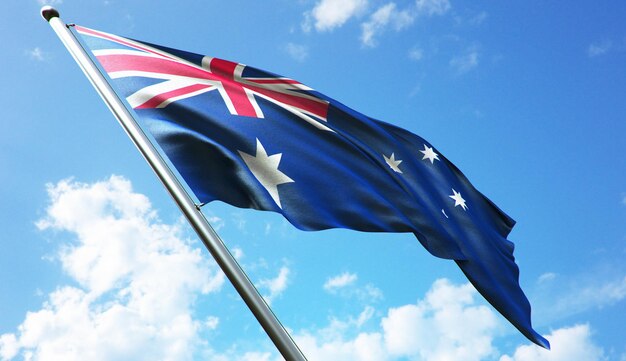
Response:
[[41, 6, 60, 22]]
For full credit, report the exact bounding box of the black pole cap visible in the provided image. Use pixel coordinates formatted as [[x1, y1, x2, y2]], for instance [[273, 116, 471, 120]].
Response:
[[41, 6, 60, 22]]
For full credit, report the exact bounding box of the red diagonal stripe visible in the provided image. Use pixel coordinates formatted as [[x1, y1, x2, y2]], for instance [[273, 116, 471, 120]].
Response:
[[96, 54, 216, 81], [136, 83, 213, 109], [245, 83, 328, 119]]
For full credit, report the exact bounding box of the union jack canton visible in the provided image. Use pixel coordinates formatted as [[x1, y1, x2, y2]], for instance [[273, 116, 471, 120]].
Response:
[[74, 25, 549, 349]]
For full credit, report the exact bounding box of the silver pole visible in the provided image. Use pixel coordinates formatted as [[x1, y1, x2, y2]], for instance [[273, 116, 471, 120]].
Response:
[[41, 6, 306, 361]]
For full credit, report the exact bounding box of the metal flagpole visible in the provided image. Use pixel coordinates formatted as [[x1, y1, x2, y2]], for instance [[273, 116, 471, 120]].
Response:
[[41, 6, 306, 361]]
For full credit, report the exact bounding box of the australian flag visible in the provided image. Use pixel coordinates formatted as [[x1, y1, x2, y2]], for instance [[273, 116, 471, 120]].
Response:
[[74, 25, 549, 348]]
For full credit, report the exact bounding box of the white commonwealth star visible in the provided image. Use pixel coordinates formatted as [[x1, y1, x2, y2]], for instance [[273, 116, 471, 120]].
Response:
[[449, 188, 468, 211], [420, 144, 440, 164], [384, 153, 403, 173], [239, 139, 294, 209]]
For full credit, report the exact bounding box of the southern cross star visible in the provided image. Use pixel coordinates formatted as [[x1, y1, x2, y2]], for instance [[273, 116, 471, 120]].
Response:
[[420, 144, 440, 164], [449, 189, 468, 211], [239, 139, 294, 209], [384, 153, 403, 173]]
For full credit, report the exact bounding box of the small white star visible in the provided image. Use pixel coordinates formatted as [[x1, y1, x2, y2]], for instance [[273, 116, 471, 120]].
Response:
[[239, 139, 294, 209], [420, 144, 440, 164], [449, 189, 468, 211], [384, 153, 403, 173]]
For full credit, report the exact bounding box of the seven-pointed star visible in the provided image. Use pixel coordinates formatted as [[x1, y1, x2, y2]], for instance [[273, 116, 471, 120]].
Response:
[[449, 189, 468, 211], [420, 144, 440, 164], [239, 139, 294, 209], [384, 152, 403, 173]]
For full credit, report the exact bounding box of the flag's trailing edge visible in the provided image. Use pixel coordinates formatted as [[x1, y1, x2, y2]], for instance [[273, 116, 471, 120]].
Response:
[[73, 25, 549, 349]]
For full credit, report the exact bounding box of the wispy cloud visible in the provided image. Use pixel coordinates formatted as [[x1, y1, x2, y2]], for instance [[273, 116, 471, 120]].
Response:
[[408, 47, 424, 61], [556, 276, 626, 312], [537, 272, 557, 284], [414, 0, 451, 17], [456, 10, 488, 26], [324, 272, 358, 291], [450, 47, 479, 74], [204, 316, 220, 330], [533, 271, 626, 323], [360, 0, 450, 47], [37, 0, 63, 5], [205, 213, 225, 231], [231, 211, 248, 233], [285, 42, 309, 62], [361, 3, 414, 47], [303, 0, 369, 32], [468, 10, 488, 25], [301, 0, 451, 47], [323, 271, 383, 302], [27, 47, 47, 62], [587, 40, 612, 57], [258, 266, 290, 305]]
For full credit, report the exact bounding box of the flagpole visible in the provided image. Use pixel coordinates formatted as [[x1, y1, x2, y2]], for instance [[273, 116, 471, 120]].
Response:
[[41, 7, 306, 361]]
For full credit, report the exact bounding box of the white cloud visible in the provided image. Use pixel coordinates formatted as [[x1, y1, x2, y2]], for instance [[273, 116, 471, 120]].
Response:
[[204, 316, 220, 330], [360, 0, 450, 47], [500, 324, 605, 361], [588, 40, 612, 57], [296, 331, 387, 361], [538, 272, 557, 284], [285, 42, 309, 62], [621, 193, 626, 206], [37, 0, 63, 5], [0, 335, 18, 360], [304, 0, 369, 32], [324, 272, 358, 291], [469, 10, 488, 25], [205, 214, 225, 231], [258, 266, 290, 304], [408, 47, 423, 61], [415, 0, 451, 16], [532, 271, 626, 324], [361, 3, 414, 47], [231, 246, 244, 260], [361, 284, 384, 301], [1, 176, 225, 361], [323, 272, 383, 302], [552, 275, 626, 316], [295, 278, 500, 361], [28, 47, 46, 61], [450, 48, 479, 73], [232, 211, 248, 232], [382, 279, 498, 360]]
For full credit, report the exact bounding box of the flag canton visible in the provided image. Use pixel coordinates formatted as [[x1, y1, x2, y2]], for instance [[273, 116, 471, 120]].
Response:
[[75, 26, 329, 126]]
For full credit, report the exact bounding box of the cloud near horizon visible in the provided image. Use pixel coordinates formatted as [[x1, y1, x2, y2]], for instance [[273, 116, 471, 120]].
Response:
[[0, 176, 225, 361]]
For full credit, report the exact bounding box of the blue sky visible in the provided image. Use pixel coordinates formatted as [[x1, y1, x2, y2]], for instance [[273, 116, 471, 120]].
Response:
[[1, 0, 625, 360]]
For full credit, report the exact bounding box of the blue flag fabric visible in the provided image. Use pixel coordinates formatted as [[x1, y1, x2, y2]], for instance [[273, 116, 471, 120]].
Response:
[[75, 25, 549, 348]]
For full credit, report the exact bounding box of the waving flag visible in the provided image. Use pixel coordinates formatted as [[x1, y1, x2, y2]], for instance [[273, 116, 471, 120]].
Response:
[[74, 25, 549, 348]]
